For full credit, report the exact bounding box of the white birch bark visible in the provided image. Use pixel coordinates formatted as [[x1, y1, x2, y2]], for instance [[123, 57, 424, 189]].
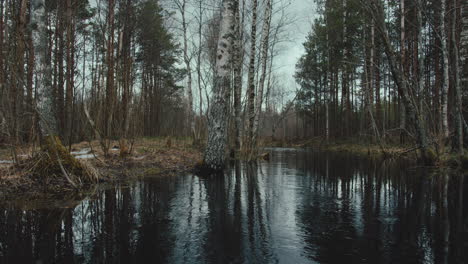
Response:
[[30, 0, 56, 135], [203, 0, 237, 170], [441, 0, 450, 138], [416, 0, 426, 123], [325, 8, 330, 142], [233, 0, 243, 151], [251, 0, 272, 156]]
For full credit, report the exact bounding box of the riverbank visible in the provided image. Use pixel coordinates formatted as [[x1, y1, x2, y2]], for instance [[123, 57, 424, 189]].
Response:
[[264, 138, 407, 157], [0, 137, 201, 199], [263, 138, 468, 169]]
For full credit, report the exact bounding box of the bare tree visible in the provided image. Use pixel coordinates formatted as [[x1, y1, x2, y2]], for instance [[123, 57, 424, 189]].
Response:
[[104, 0, 116, 156], [245, 0, 258, 152], [440, 0, 450, 138], [250, 0, 272, 158], [233, 0, 243, 152], [174, 0, 196, 142]]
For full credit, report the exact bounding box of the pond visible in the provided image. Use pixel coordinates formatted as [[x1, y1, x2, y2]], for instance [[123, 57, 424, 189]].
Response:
[[0, 148, 466, 263]]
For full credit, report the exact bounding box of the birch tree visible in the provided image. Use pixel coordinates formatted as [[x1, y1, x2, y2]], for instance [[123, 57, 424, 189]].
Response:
[[440, 0, 449, 138], [246, 0, 258, 151], [203, 0, 237, 171], [233, 0, 243, 152], [174, 0, 196, 142], [250, 0, 272, 158], [31, 0, 56, 135]]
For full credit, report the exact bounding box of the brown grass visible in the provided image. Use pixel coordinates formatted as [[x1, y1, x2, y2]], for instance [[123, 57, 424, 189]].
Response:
[[0, 137, 201, 197]]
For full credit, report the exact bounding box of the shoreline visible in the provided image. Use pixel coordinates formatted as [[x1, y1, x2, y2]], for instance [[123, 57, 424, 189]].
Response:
[[263, 138, 468, 170], [1, 138, 466, 200], [0, 137, 202, 200]]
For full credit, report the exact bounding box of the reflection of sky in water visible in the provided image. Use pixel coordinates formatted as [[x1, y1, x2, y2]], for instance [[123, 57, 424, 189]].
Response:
[[0, 149, 464, 263]]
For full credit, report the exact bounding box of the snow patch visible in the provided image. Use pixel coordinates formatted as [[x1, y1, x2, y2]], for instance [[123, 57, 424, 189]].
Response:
[[132, 155, 147, 160], [75, 154, 94, 160], [71, 148, 91, 155]]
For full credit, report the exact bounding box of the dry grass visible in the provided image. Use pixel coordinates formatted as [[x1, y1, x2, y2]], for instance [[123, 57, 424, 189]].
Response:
[[0, 137, 201, 197], [263, 137, 412, 159]]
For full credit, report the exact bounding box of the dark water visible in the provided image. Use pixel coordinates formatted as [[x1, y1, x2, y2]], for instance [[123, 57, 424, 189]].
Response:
[[0, 148, 467, 264]]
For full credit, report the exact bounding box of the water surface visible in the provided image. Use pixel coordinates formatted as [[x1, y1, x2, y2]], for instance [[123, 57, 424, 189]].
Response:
[[0, 149, 466, 263]]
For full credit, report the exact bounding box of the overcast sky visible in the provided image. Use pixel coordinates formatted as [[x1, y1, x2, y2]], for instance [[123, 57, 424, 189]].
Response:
[[161, 0, 317, 102], [275, 0, 316, 93]]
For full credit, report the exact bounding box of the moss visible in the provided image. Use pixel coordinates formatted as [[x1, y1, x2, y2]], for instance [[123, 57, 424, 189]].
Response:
[[24, 135, 99, 188], [421, 148, 438, 166], [143, 167, 162, 175]]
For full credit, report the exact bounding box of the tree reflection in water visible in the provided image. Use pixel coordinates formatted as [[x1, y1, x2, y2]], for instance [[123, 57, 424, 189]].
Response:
[[0, 149, 467, 263]]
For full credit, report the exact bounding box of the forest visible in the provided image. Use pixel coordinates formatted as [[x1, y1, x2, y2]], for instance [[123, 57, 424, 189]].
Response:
[[0, 0, 466, 173], [295, 0, 468, 164], [0, 0, 468, 263]]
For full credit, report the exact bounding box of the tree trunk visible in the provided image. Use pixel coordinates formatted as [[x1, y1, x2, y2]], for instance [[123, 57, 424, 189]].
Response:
[[31, 0, 56, 134], [416, 0, 426, 138], [203, 0, 237, 171], [342, 0, 351, 137], [180, 0, 195, 141], [367, 0, 431, 163], [460, 0, 468, 145], [105, 0, 115, 153], [197, 0, 204, 140], [0, 0, 3, 90], [119, 0, 133, 156], [399, 0, 407, 144], [57, 2, 65, 137], [233, 0, 243, 152], [441, 0, 450, 138], [452, 0, 463, 153], [65, 0, 74, 144], [325, 7, 331, 142], [15, 0, 27, 142], [251, 0, 272, 158], [245, 0, 258, 152], [26, 27, 34, 140]]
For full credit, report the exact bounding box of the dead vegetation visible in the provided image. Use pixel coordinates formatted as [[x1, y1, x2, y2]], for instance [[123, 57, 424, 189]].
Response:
[[0, 137, 201, 197], [0, 136, 101, 195]]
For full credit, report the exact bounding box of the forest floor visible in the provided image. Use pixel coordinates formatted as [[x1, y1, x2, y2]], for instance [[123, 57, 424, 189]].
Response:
[[0, 137, 202, 199]]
